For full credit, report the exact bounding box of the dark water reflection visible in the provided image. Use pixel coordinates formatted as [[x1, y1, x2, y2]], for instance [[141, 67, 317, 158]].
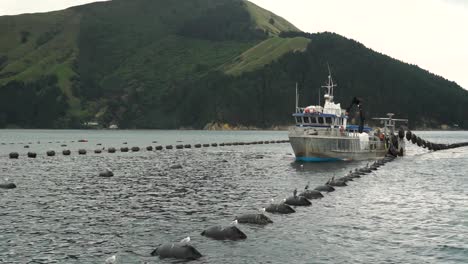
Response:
[[0, 131, 467, 263]]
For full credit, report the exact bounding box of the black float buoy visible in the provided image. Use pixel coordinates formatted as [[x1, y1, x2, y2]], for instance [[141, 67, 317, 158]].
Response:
[[411, 134, 417, 144], [150, 239, 202, 260], [203, 144, 209, 147], [47, 150, 56, 157], [427, 142, 433, 150], [78, 149, 87, 155], [27, 152, 37, 158], [201, 225, 247, 241], [219, 143, 225, 146], [194, 144, 201, 148], [108, 147, 116, 153], [211, 143, 218, 147], [176, 145, 183, 149], [314, 185, 335, 192], [24, 145, 29, 148], [299, 190, 324, 199], [94, 149, 102, 154], [416, 137, 423, 147], [284, 196, 312, 206], [184, 144, 191, 149], [166, 145, 173, 150], [146, 146, 153, 151], [422, 140, 427, 148], [265, 203, 296, 214], [99, 168, 114, 177], [234, 214, 273, 225], [398, 128, 405, 139], [120, 147, 129, 152], [156, 146, 163, 150], [62, 150, 71, 156], [9, 152, 19, 159], [0, 183, 16, 189], [131, 146, 140, 152]]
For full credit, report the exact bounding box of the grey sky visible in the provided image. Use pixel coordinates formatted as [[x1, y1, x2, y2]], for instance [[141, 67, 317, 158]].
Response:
[[1, 0, 467, 89]]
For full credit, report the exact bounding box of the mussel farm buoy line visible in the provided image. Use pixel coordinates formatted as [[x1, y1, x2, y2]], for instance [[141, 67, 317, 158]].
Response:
[[405, 130, 468, 151]]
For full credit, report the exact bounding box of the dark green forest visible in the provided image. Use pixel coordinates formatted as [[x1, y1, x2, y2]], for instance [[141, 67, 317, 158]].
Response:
[[0, 76, 69, 128], [166, 32, 468, 129], [0, 0, 466, 129]]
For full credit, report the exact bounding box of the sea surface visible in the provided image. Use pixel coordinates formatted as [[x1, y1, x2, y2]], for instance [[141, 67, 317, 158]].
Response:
[[0, 130, 467, 264]]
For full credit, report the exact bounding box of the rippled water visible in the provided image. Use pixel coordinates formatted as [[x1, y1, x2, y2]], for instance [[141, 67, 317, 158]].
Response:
[[0, 130, 467, 263]]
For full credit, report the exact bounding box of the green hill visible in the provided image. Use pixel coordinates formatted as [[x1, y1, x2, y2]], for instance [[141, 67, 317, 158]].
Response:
[[0, 0, 466, 129]]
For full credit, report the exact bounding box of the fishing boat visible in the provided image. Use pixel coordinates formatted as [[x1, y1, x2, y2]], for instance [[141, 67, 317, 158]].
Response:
[[288, 70, 406, 162]]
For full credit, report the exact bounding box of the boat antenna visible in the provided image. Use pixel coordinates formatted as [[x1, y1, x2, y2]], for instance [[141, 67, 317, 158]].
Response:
[[295, 82, 299, 112], [327, 63, 333, 96]]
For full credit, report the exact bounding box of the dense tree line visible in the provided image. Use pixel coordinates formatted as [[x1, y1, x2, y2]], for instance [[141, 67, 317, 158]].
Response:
[[159, 33, 468, 129], [89, 33, 468, 129], [0, 75, 69, 128]]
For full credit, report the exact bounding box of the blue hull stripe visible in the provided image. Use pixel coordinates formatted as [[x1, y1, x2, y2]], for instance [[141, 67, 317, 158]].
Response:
[[296, 157, 343, 162]]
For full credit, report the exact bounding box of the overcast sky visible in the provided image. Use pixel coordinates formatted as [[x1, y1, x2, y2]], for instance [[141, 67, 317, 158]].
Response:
[[1, 0, 467, 89]]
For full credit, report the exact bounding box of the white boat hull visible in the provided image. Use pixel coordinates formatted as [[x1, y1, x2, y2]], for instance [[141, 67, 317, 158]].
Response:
[[288, 127, 387, 161]]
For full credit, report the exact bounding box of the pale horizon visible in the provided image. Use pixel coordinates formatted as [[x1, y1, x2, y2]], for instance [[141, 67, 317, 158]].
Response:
[[1, 0, 467, 89]]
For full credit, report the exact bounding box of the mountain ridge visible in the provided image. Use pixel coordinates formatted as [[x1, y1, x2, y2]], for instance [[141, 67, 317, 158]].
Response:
[[0, 0, 466, 129]]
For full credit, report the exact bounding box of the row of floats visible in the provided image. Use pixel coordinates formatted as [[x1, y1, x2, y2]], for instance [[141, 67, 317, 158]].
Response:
[[6, 140, 290, 159]]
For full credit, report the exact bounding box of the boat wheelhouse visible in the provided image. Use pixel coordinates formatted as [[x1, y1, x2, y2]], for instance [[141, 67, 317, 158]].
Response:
[[288, 71, 389, 161]]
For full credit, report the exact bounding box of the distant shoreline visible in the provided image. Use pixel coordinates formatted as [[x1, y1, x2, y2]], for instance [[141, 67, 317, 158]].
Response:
[[0, 127, 466, 132]]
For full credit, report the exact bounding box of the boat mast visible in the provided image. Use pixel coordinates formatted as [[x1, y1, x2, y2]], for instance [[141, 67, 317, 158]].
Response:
[[318, 87, 321, 106], [321, 64, 337, 104]]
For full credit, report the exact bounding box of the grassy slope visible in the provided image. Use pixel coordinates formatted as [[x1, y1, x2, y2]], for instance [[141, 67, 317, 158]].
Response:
[[222, 1, 306, 75], [223, 36, 310, 75], [244, 0, 300, 35], [74, 0, 259, 88], [0, 10, 81, 112]]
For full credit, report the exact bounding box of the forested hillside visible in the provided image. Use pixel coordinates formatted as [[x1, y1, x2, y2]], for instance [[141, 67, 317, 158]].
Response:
[[0, 0, 466, 129]]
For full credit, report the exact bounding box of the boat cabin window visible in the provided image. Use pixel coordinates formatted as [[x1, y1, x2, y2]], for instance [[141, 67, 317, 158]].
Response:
[[318, 117, 324, 124], [296, 117, 302, 123], [325, 117, 332, 124], [303, 117, 310, 123]]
